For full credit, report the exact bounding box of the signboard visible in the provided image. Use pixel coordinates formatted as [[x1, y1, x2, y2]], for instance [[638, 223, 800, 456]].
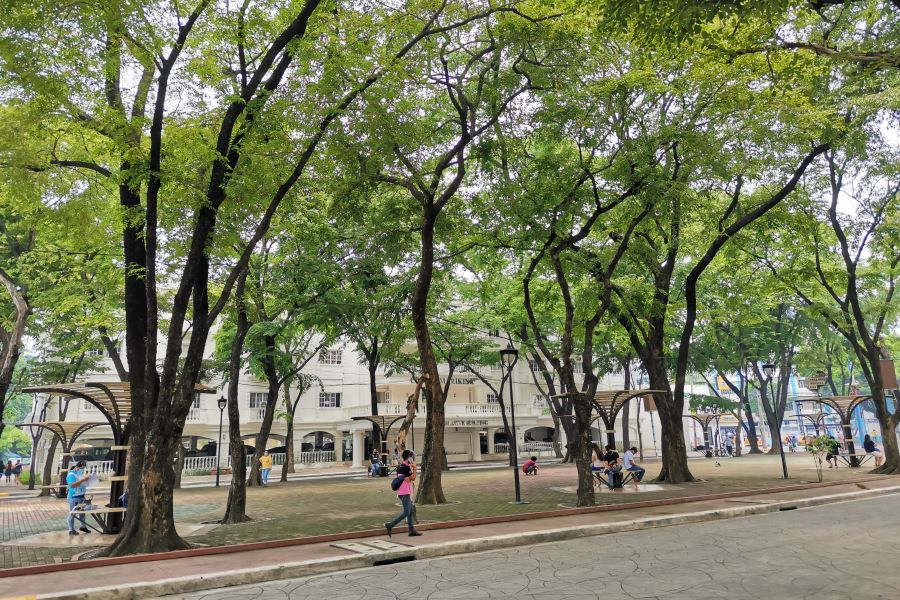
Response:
[[805, 371, 828, 391], [448, 419, 489, 427], [643, 396, 657, 412]]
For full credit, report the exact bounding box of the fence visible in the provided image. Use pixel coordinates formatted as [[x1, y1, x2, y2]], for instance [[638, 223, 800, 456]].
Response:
[[183, 456, 217, 471]]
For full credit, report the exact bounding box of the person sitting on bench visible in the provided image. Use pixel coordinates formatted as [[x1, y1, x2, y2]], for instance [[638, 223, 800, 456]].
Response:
[[863, 434, 884, 467], [522, 456, 538, 475], [591, 443, 605, 487], [603, 445, 622, 490], [622, 446, 645, 489]]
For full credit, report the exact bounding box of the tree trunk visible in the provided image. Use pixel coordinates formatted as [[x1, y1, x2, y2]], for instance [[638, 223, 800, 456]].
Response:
[[741, 392, 762, 454], [621, 359, 632, 448], [223, 271, 251, 524], [0, 267, 31, 441], [173, 442, 185, 489], [646, 360, 693, 483], [572, 392, 595, 507], [105, 435, 190, 555], [412, 214, 447, 505], [38, 436, 60, 497], [281, 409, 295, 482], [248, 334, 280, 487]]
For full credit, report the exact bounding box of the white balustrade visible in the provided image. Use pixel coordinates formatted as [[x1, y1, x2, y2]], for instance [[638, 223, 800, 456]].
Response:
[[186, 408, 203, 421], [463, 403, 501, 415], [183, 456, 217, 471], [494, 443, 509, 454], [519, 441, 555, 455], [85, 461, 114, 475], [377, 403, 404, 415], [297, 450, 335, 464]]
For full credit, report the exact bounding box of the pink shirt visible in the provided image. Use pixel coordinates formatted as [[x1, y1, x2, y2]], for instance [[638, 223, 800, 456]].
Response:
[[397, 460, 414, 496]]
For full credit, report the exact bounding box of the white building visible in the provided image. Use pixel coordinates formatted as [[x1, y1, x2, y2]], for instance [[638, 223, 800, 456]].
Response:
[[33, 336, 671, 471]]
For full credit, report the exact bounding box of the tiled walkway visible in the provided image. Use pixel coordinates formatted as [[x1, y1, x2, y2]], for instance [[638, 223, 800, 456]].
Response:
[[0, 497, 82, 568]]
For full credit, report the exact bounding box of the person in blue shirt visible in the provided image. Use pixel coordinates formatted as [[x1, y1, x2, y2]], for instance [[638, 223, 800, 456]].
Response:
[[66, 461, 91, 535]]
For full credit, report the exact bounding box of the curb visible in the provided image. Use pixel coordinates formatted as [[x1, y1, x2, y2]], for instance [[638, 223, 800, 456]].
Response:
[[30, 484, 900, 600]]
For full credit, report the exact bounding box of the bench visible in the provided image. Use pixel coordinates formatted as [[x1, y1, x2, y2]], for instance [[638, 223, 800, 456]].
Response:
[[836, 453, 873, 467], [592, 469, 636, 490], [72, 506, 127, 534]]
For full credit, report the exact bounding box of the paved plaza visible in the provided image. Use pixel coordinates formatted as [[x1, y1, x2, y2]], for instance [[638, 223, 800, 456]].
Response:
[[0, 454, 889, 570], [167, 494, 900, 600]]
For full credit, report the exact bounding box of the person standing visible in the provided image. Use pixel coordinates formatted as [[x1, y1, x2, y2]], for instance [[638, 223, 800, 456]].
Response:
[[258, 450, 273, 486], [385, 449, 422, 537], [725, 437, 734, 457], [622, 447, 645, 489], [66, 461, 91, 535], [3, 460, 11, 484], [12, 460, 22, 485]]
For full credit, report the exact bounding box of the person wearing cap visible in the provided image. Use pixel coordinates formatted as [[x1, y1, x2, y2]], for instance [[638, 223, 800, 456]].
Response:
[[384, 449, 422, 537], [66, 461, 91, 535]]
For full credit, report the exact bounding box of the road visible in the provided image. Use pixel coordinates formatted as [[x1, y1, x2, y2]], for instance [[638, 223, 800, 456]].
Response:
[[166, 494, 900, 600]]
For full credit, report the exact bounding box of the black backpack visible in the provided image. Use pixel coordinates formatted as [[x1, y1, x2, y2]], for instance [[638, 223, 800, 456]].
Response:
[[390, 474, 405, 491]]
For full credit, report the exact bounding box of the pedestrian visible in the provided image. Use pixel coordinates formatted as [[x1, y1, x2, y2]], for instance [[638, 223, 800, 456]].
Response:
[[522, 456, 538, 475], [12, 460, 22, 485], [725, 437, 734, 457], [863, 434, 884, 467], [3, 460, 11, 484], [622, 446, 645, 489], [603, 445, 622, 491], [66, 461, 91, 535], [825, 435, 840, 468], [384, 449, 422, 537], [790, 435, 798, 452], [258, 450, 273, 486]]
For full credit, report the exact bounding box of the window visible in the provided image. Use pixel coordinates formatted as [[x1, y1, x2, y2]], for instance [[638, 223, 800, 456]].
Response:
[[319, 392, 341, 408], [486, 393, 498, 403], [376, 390, 391, 403], [529, 359, 542, 372], [319, 348, 342, 365], [87, 348, 104, 357], [249, 392, 268, 409]]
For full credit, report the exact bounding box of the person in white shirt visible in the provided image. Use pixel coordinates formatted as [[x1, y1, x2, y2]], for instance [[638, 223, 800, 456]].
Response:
[[622, 447, 645, 489]]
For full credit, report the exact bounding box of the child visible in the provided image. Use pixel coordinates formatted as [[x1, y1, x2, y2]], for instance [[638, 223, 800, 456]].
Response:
[[522, 456, 538, 475]]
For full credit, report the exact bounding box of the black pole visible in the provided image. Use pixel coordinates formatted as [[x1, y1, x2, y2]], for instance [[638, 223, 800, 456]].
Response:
[[215, 406, 224, 487], [507, 364, 522, 504]]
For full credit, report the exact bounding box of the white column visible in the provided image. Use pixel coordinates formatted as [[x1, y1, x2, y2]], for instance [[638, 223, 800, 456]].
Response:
[[471, 431, 482, 462], [332, 430, 343, 462], [352, 430, 364, 468], [486, 427, 496, 454]]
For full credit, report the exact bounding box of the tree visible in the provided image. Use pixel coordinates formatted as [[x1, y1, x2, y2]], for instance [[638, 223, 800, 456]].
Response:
[[2, 0, 502, 554], [753, 150, 899, 472]]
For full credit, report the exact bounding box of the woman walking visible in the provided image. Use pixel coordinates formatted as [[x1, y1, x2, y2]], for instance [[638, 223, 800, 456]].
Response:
[[384, 449, 422, 537], [3, 460, 12, 485]]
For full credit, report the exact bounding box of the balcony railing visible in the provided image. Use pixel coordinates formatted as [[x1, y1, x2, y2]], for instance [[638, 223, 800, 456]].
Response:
[[377, 403, 405, 415], [184, 456, 217, 471], [85, 460, 114, 475], [187, 408, 203, 422]]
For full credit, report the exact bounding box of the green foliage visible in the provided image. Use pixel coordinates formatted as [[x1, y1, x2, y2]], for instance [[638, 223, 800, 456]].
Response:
[[0, 426, 30, 457]]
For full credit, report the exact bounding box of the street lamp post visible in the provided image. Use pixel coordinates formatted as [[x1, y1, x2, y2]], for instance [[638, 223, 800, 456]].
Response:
[[763, 364, 789, 479], [216, 395, 227, 487], [500, 342, 524, 504]]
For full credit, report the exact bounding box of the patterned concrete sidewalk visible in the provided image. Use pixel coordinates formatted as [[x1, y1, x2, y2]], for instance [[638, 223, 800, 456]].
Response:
[[0, 497, 84, 568]]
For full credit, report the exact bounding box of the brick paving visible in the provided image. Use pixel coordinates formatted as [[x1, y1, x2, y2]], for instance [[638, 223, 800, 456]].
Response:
[[0, 496, 82, 568]]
